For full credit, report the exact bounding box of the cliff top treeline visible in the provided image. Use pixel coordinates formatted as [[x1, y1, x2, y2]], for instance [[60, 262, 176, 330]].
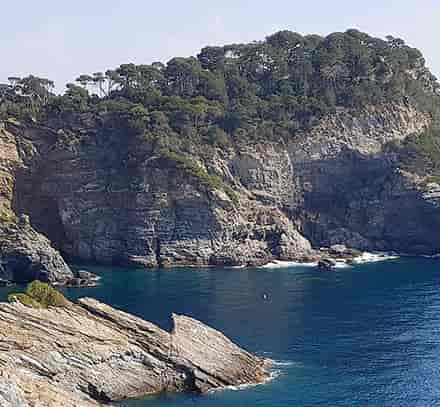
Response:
[[1, 29, 439, 149]]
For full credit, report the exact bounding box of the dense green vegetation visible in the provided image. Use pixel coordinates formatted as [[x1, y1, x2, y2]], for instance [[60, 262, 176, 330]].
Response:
[[1, 29, 439, 183], [2, 30, 438, 133], [8, 281, 69, 308]]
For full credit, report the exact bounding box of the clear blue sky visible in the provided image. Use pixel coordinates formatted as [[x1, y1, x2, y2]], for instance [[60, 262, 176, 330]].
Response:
[[0, 0, 438, 92]]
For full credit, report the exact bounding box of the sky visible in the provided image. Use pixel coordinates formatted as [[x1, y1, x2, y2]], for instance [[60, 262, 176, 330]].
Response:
[[0, 0, 438, 92]]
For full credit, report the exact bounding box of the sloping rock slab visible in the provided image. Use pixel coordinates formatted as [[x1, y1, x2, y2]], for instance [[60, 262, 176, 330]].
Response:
[[0, 298, 269, 406]]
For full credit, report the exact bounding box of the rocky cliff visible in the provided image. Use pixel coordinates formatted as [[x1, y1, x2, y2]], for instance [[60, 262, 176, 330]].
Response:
[[2, 101, 439, 276], [0, 297, 269, 406], [0, 124, 73, 284], [1, 29, 440, 278]]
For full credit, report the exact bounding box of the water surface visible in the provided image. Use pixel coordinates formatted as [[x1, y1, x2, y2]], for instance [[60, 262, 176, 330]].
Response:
[[3, 258, 440, 406]]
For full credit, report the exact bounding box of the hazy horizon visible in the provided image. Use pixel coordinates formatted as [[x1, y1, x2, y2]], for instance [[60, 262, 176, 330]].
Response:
[[0, 0, 438, 92]]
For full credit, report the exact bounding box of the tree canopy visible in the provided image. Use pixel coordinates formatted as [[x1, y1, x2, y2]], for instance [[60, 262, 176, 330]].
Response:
[[1, 30, 439, 147]]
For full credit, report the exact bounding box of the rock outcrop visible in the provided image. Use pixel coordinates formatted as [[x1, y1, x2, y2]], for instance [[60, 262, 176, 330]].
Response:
[[1, 30, 440, 272], [287, 104, 439, 254], [0, 297, 269, 406], [1, 102, 440, 271], [0, 216, 73, 284], [0, 124, 74, 284]]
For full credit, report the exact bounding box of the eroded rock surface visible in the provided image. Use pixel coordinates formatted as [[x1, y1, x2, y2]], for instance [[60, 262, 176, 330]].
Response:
[[0, 375, 29, 407], [1, 102, 440, 271], [0, 298, 269, 406], [0, 125, 73, 284]]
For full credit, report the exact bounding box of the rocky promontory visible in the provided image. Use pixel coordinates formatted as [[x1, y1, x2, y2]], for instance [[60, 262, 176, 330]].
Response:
[[0, 295, 269, 406], [0, 29, 439, 277]]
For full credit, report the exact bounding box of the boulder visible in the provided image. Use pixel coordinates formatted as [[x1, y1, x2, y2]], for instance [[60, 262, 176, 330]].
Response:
[[318, 258, 337, 269], [329, 244, 347, 255], [0, 222, 73, 284]]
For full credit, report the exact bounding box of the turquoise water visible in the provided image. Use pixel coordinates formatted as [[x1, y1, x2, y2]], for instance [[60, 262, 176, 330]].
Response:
[[3, 258, 440, 406]]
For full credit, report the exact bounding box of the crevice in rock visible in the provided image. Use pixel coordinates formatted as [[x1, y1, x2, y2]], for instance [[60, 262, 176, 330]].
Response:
[[155, 237, 163, 268], [12, 167, 69, 251], [85, 383, 112, 403]]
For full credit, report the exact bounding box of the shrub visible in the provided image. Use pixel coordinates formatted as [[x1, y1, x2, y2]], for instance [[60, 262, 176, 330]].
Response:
[[26, 280, 69, 308], [8, 281, 69, 308], [160, 149, 238, 204]]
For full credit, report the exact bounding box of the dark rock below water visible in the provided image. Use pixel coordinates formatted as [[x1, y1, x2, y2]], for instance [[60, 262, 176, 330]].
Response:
[[62, 270, 101, 287], [0, 279, 12, 287], [318, 258, 337, 269], [0, 297, 270, 406]]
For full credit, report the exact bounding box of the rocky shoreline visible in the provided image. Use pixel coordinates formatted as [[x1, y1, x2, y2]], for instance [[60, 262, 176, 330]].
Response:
[[0, 101, 438, 284], [0, 296, 270, 406], [260, 245, 400, 270]]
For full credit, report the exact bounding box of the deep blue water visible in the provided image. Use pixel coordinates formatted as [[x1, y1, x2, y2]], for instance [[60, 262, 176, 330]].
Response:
[[3, 258, 440, 406]]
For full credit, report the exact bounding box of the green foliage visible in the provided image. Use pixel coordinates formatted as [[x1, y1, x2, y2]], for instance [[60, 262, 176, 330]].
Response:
[[160, 149, 238, 204], [26, 281, 69, 308], [206, 125, 230, 147], [0, 75, 54, 120], [8, 281, 69, 308], [1, 29, 439, 150]]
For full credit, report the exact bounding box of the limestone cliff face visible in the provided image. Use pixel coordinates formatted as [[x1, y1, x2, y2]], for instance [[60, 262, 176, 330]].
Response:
[[287, 104, 437, 253], [4, 102, 440, 272], [11, 122, 314, 268]]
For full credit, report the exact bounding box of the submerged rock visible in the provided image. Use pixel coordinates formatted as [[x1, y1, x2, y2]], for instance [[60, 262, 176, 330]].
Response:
[[0, 297, 269, 406], [0, 279, 12, 287]]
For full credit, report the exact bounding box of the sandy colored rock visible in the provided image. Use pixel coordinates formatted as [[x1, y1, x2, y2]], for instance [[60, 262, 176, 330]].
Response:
[[0, 297, 269, 406]]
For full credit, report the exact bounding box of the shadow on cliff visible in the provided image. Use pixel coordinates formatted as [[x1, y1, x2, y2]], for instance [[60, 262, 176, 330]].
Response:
[[294, 147, 440, 255]]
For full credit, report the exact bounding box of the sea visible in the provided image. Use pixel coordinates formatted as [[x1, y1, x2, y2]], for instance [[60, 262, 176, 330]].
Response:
[[2, 256, 440, 406]]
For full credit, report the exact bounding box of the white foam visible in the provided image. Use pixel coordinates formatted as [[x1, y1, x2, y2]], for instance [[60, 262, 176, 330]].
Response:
[[352, 252, 399, 264], [271, 360, 295, 367], [208, 370, 280, 393], [259, 251, 399, 269], [422, 253, 440, 258], [261, 260, 318, 269], [333, 261, 352, 269]]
